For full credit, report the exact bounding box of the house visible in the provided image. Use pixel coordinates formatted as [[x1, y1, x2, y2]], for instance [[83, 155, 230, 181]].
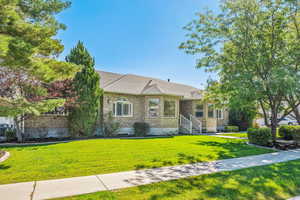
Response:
[[24, 71, 229, 138], [0, 117, 14, 125]]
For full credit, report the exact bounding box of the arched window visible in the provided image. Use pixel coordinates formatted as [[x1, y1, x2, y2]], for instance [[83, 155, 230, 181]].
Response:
[[113, 98, 133, 117]]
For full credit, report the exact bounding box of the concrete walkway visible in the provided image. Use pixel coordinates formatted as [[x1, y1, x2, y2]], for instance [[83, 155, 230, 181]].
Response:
[[289, 196, 300, 200], [0, 151, 10, 163], [213, 135, 248, 139], [1, 149, 300, 200]]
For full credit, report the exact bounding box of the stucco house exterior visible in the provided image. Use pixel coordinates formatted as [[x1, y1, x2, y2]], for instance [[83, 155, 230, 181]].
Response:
[[23, 71, 229, 138]]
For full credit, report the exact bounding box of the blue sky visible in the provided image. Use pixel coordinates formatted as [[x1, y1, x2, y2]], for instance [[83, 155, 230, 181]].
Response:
[[57, 0, 220, 88]]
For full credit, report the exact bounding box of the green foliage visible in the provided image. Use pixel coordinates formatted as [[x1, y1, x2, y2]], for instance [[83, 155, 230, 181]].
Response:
[[103, 112, 120, 137], [180, 0, 300, 140], [5, 129, 17, 142], [0, 0, 78, 142], [55, 160, 300, 200], [0, 136, 273, 184], [247, 128, 272, 146], [229, 107, 256, 131], [292, 128, 300, 144], [67, 41, 103, 137], [279, 125, 300, 140], [224, 126, 239, 133], [0, 98, 65, 117], [133, 122, 150, 136]]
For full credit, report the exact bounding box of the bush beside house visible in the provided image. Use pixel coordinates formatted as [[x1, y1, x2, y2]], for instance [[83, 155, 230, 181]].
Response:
[[133, 122, 150, 136], [103, 112, 121, 137], [224, 126, 239, 132], [247, 128, 272, 146], [5, 129, 17, 142]]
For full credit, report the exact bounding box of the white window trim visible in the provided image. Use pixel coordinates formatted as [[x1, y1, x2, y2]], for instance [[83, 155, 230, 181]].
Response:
[[42, 107, 68, 116], [163, 100, 177, 118], [217, 109, 224, 119], [208, 103, 215, 118], [113, 99, 133, 117], [148, 98, 160, 118], [195, 104, 204, 118]]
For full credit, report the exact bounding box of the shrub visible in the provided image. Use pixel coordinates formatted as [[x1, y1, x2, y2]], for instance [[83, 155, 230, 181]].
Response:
[[5, 129, 17, 142], [292, 129, 300, 145], [133, 122, 150, 136], [278, 125, 300, 140], [224, 126, 239, 132], [103, 112, 121, 137], [247, 128, 272, 146]]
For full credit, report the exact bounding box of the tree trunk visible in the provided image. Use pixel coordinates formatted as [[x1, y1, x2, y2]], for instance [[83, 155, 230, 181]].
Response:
[[270, 123, 277, 144], [292, 107, 300, 125], [270, 108, 278, 145], [14, 117, 23, 143]]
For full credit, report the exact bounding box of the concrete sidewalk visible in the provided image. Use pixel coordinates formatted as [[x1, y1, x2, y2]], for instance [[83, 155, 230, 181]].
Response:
[[1, 149, 300, 200], [213, 135, 248, 139]]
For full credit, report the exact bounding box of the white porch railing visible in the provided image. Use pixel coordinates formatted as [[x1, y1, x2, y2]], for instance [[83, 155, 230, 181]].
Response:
[[190, 114, 202, 134], [179, 114, 192, 134]]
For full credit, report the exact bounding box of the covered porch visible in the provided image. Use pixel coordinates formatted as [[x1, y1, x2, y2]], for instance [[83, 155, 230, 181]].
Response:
[[179, 100, 228, 134]]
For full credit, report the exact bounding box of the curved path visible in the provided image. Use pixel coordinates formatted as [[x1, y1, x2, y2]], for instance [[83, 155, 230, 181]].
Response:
[[0, 151, 10, 163], [0, 149, 300, 200]]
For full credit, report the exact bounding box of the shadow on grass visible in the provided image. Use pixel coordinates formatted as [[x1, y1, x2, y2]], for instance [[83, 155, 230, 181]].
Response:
[[134, 152, 211, 170], [121, 136, 174, 140], [0, 142, 68, 149], [134, 140, 263, 170], [135, 160, 300, 200], [0, 164, 10, 170]]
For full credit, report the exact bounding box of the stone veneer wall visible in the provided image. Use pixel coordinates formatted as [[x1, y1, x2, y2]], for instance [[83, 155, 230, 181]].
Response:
[[144, 95, 180, 135], [24, 115, 69, 138], [102, 93, 180, 135], [24, 94, 228, 137]]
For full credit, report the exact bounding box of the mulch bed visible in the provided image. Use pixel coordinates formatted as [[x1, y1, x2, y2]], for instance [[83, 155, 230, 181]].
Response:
[[275, 140, 298, 150]]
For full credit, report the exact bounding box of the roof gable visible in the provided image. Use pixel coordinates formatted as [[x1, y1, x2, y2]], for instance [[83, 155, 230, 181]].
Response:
[[97, 70, 202, 99]]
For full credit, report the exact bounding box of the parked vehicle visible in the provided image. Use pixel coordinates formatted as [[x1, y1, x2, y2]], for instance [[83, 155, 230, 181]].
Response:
[[255, 116, 298, 127], [278, 117, 298, 126]]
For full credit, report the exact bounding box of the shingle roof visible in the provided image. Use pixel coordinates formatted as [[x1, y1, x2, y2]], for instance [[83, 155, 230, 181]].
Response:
[[97, 71, 202, 99]]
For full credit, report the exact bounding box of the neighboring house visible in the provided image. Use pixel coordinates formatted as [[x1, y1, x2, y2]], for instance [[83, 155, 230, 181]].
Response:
[[0, 117, 14, 125], [24, 71, 229, 138]]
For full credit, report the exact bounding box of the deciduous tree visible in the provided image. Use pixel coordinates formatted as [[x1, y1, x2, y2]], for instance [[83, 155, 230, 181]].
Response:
[[0, 0, 78, 142], [180, 0, 300, 142]]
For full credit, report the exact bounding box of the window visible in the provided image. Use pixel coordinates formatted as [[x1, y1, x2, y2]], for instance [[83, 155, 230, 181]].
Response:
[[148, 98, 160, 117], [208, 104, 214, 118], [43, 107, 68, 116], [164, 100, 176, 117], [113, 98, 133, 117], [195, 104, 204, 118], [216, 109, 223, 119]]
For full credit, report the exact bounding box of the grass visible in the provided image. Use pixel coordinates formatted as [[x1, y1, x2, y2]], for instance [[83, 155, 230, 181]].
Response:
[[220, 133, 248, 138], [0, 136, 274, 185], [57, 159, 300, 200]]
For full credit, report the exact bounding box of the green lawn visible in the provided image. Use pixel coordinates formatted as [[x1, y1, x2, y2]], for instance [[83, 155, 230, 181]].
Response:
[[220, 133, 248, 138], [0, 136, 274, 184], [57, 159, 300, 200]]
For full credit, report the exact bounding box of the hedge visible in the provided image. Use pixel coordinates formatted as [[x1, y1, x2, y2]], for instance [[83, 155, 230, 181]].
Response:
[[279, 125, 300, 140], [247, 127, 272, 146], [224, 126, 239, 132], [133, 122, 150, 136]]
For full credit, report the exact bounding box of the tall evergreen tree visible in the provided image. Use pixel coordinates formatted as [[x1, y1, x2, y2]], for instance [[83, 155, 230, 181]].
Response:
[[66, 41, 102, 137]]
